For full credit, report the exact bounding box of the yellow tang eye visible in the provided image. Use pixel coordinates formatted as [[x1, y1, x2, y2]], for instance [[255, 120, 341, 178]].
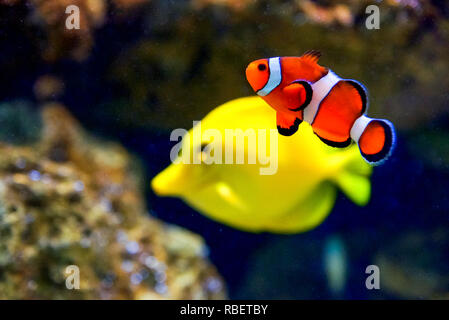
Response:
[[201, 143, 208, 161], [193, 143, 209, 163], [199, 143, 211, 163], [200, 143, 208, 153]]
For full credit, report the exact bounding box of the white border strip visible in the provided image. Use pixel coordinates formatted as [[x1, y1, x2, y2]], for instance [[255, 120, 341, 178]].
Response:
[[257, 57, 282, 97], [350, 115, 372, 143], [303, 70, 341, 124]]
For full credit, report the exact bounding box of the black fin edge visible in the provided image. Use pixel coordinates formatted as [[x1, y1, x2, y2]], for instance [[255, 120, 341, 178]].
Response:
[[360, 120, 396, 165], [302, 50, 322, 59], [277, 118, 302, 136], [315, 133, 352, 148], [289, 80, 313, 112], [344, 80, 368, 114]]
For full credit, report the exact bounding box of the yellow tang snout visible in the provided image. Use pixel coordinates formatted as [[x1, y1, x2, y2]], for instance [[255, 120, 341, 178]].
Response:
[[151, 163, 185, 196], [151, 161, 214, 198]]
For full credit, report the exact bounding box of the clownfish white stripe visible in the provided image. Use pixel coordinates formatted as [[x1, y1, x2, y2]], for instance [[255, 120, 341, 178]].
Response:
[[257, 57, 282, 97], [303, 70, 341, 124], [350, 115, 372, 143]]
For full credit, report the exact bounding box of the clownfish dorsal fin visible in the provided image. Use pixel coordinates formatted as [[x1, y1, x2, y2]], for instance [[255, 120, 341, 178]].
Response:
[[301, 50, 321, 63]]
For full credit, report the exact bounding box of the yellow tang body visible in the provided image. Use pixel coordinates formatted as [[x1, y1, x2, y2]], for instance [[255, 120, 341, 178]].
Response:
[[152, 96, 372, 234]]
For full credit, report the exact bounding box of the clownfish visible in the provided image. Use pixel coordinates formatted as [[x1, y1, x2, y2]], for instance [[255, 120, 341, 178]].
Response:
[[245, 50, 396, 165]]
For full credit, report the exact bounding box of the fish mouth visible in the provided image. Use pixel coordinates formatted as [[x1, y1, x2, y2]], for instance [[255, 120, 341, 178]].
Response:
[[245, 62, 268, 92], [151, 163, 214, 197], [151, 164, 184, 196]]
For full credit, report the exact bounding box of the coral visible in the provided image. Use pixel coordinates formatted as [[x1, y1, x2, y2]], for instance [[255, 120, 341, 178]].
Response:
[[28, 0, 106, 61], [0, 0, 150, 61], [33, 75, 65, 101], [192, 0, 255, 11], [297, 0, 354, 26], [0, 102, 226, 299]]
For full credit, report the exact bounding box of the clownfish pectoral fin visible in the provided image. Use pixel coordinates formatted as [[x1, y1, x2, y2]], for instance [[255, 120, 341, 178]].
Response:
[[301, 50, 321, 63], [284, 80, 313, 112], [350, 115, 396, 165], [276, 112, 301, 136], [314, 132, 352, 148]]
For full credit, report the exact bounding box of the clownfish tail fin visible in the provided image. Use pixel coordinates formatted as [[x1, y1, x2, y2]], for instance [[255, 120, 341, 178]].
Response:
[[350, 115, 396, 166]]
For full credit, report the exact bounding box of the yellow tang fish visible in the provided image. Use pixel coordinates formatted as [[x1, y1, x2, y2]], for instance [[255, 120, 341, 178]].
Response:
[[152, 96, 372, 234]]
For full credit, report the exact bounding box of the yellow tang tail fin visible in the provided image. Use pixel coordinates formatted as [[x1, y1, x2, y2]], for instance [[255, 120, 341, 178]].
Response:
[[332, 147, 372, 206]]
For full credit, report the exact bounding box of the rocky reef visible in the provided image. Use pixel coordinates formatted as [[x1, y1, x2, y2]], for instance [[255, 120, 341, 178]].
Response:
[[0, 102, 226, 299]]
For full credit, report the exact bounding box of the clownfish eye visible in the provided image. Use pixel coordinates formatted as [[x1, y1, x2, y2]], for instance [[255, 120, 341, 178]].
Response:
[[258, 63, 267, 71]]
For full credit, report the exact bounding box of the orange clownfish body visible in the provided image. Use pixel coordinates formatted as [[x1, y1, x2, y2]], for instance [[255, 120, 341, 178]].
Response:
[[245, 50, 395, 165]]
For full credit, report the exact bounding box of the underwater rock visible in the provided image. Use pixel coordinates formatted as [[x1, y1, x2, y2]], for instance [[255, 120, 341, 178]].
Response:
[[0, 103, 226, 299]]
